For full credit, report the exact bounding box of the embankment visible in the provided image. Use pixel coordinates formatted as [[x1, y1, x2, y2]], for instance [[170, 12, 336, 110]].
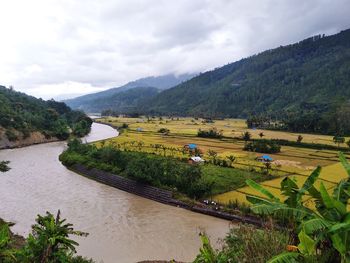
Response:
[[0, 129, 59, 149], [69, 164, 263, 226]]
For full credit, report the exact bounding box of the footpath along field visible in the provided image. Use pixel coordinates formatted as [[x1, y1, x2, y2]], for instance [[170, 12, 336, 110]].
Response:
[[96, 116, 350, 205]]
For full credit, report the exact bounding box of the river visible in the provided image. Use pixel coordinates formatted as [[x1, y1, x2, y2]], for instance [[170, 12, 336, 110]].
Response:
[[0, 123, 229, 263]]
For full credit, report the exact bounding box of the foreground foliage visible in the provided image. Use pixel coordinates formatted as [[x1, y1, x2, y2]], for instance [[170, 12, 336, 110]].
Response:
[[194, 153, 350, 262], [0, 211, 93, 263], [246, 153, 350, 262], [193, 224, 290, 263]]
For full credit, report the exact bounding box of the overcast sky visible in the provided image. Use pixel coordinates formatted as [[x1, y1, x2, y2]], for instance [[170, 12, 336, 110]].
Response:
[[0, 0, 349, 99]]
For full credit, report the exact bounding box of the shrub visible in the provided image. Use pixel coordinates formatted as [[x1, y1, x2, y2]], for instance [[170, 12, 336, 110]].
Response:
[[5, 129, 17, 141], [243, 140, 281, 153], [222, 224, 290, 263], [158, 128, 170, 134], [197, 127, 223, 139], [194, 225, 290, 263]]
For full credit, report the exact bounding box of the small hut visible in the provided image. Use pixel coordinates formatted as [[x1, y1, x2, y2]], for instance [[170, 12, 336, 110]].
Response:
[[257, 155, 273, 162], [188, 156, 205, 164]]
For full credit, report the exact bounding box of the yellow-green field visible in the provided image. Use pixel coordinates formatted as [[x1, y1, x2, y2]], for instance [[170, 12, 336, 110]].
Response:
[[96, 116, 349, 205]]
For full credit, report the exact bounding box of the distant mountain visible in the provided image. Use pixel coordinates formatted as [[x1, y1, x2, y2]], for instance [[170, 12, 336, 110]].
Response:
[[64, 73, 195, 112], [143, 29, 350, 134]]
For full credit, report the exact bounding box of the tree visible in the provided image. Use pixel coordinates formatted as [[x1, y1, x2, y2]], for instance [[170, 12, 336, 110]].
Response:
[[297, 135, 303, 143], [333, 136, 345, 148], [264, 160, 272, 176], [137, 141, 144, 151], [21, 210, 88, 262], [242, 131, 251, 143], [207, 150, 218, 162], [227, 155, 236, 166]]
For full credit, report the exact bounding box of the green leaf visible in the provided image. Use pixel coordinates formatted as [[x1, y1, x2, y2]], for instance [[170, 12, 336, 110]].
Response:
[[301, 218, 330, 235], [330, 233, 346, 255], [281, 177, 299, 207], [298, 166, 321, 200], [267, 252, 300, 263], [329, 222, 350, 233], [332, 180, 350, 204], [246, 179, 280, 202], [298, 230, 316, 255], [319, 182, 346, 217]]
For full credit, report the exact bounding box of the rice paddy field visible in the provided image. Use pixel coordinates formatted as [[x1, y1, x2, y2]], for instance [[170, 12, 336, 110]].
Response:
[[96, 116, 350, 206]]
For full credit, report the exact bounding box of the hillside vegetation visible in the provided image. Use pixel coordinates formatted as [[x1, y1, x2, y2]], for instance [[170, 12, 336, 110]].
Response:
[[0, 86, 92, 143], [144, 29, 350, 135], [64, 73, 195, 112]]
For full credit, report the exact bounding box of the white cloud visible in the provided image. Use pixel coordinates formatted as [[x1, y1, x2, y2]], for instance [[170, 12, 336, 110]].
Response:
[[0, 0, 349, 99], [27, 81, 105, 100]]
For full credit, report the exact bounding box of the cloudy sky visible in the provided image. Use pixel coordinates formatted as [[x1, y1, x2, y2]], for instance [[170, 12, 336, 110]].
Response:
[[0, 0, 349, 99]]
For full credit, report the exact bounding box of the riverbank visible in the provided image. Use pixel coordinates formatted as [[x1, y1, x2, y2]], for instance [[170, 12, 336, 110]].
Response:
[[69, 163, 263, 226], [1, 122, 228, 262], [0, 129, 59, 149]]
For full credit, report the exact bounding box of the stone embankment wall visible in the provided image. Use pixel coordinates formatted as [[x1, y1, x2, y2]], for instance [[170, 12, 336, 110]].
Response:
[[70, 164, 263, 226]]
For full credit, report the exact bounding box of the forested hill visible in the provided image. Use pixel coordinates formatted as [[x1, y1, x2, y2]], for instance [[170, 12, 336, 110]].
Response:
[[64, 73, 195, 112], [0, 86, 92, 144], [144, 28, 350, 134]]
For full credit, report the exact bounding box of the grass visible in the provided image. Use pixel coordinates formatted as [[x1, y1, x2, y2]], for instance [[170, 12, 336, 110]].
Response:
[[96, 116, 348, 205], [202, 164, 272, 195], [215, 163, 346, 205]]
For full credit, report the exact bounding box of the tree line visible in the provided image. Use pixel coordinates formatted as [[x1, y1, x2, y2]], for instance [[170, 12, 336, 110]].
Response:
[[0, 86, 92, 141]]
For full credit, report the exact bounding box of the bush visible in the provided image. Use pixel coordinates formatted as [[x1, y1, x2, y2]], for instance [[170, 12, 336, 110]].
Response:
[[197, 127, 223, 139], [60, 143, 213, 199], [121, 123, 129, 129], [5, 129, 18, 141], [221, 224, 290, 262], [158, 128, 170, 134], [194, 224, 290, 263], [243, 140, 281, 153]]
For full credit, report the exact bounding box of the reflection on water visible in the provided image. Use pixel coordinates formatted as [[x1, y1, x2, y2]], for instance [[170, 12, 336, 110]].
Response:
[[0, 123, 229, 263]]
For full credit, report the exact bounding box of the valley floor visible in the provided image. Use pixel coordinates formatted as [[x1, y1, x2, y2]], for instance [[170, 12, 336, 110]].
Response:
[[96, 116, 349, 206]]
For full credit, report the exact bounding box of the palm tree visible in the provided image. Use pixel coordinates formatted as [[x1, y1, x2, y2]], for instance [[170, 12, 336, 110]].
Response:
[[242, 131, 252, 144], [25, 210, 88, 263], [207, 150, 218, 162], [297, 135, 303, 143], [227, 155, 236, 166], [264, 160, 272, 175], [137, 141, 144, 151]]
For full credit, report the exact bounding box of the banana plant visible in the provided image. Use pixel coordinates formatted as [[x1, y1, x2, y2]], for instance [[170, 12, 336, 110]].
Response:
[[20, 210, 89, 262], [0, 223, 17, 262], [193, 233, 228, 263], [246, 153, 350, 263]]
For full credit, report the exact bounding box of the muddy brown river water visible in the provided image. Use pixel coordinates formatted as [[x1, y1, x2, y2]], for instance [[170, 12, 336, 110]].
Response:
[[0, 123, 229, 263]]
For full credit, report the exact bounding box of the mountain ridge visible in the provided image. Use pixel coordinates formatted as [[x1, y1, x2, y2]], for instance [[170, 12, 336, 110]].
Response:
[[64, 73, 195, 112]]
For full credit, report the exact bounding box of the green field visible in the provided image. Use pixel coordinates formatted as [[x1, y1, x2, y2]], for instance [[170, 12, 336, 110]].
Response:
[[96, 116, 349, 205]]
